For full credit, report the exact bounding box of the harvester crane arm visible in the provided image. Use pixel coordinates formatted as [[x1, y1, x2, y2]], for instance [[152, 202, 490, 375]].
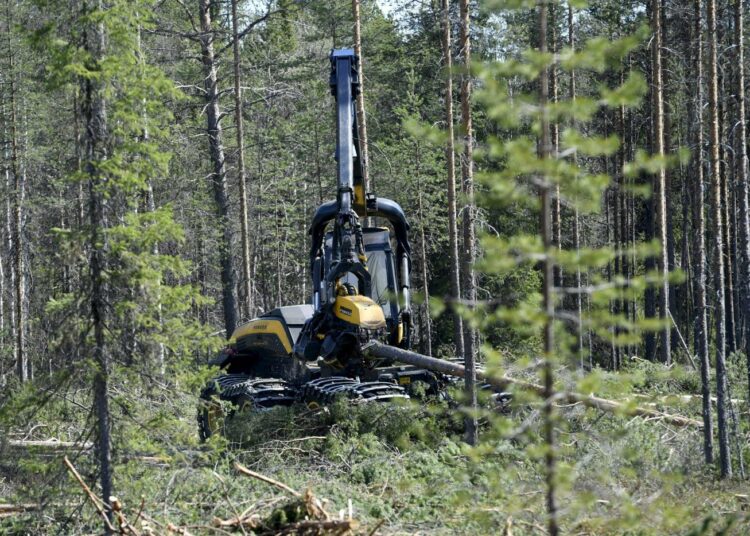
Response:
[[311, 50, 412, 327]]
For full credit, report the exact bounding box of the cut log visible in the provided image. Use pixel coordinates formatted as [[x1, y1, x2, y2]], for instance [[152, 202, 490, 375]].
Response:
[[367, 343, 703, 428]]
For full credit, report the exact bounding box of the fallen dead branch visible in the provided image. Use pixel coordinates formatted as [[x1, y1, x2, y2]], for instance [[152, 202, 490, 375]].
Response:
[[232, 462, 358, 535], [368, 343, 703, 428], [0, 503, 38, 518], [63, 456, 196, 536], [8, 439, 93, 450], [7, 440, 171, 466], [234, 462, 303, 498], [63, 456, 117, 533], [213, 511, 261, 530]]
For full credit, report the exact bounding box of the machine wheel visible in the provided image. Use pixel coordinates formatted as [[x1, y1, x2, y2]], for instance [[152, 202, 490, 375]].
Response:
[[197, 381, 228, 441], [198, 374, 299, 441], [479, 383, 513, 413], [302, 376, 408, 405]]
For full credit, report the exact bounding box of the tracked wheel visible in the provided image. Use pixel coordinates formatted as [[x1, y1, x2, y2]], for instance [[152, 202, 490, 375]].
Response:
[[350, 381, 409, 402], [198, 374, 299, 440], [302, 376, 408, 406], [479, 383, 513, 413]]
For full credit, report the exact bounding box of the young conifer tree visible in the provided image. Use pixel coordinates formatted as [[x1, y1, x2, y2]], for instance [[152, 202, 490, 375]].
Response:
[[472, 0, 667, 529], [35, 1, 218, 524]]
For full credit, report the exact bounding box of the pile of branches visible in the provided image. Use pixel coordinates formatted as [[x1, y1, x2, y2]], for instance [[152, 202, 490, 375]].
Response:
[[62, 457, 358, 535]]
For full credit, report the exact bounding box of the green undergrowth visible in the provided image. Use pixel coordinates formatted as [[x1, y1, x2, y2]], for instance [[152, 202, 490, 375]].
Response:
[[2, 371, 750, 534]]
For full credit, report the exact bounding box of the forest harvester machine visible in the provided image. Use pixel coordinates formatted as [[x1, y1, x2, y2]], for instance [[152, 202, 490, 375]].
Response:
[[198, 49, 449, 439]]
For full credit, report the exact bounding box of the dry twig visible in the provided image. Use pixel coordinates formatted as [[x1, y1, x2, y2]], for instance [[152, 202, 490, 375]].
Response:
[[63, 456, 116, 532], [234, 462, 302, 498], [0, 503, 38, 518]]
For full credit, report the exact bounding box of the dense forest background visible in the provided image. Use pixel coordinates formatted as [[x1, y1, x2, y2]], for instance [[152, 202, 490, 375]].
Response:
[[2, 0, 750, 534]]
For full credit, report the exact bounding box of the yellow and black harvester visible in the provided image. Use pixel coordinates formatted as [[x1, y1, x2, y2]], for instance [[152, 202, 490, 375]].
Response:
[[198, 49, 442, 439]]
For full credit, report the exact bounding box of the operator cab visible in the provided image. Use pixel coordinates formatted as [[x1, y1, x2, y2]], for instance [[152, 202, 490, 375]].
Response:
[[323, 228, 397, 319], [312, 226, 410, 348]]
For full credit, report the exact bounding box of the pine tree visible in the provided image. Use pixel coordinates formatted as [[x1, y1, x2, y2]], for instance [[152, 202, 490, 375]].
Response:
[[230, 0, 254, 321], [692, 0, 714, 465], [198, 0, 238, 337], [734, 0, 750, 404], [538, 4, 558, 533], [440, 0, 464, 358], [568, 1, 584, 364], [78, 0, 114, 516], [707, 0, 732, 478], [352, 0, 370, 194], [651, 0, 670, 365], [458, 0, 478, 446], [4, 0, 26, 382]]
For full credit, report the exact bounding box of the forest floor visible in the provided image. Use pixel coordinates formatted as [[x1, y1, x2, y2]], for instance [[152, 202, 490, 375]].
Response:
[[1, 358, 750, 535]]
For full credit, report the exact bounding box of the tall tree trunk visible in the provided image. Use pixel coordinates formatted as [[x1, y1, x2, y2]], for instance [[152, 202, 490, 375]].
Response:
[[440, 0, 464, 358], [661, 0, 678, 359], [458, 0, 478, 446], [199, 0, 238, 337], [619, 96, 630, 360], [415, 143, 432, 356], [692, 0, 714, 464], [0, 86, 5, 365], [82, 0, 113, 523], [550, 3, 562, 290], [0, 225, 4, 371], [135, 25, 166, 376], [3, 107, 15, 373], [568, 2, 584, 365], [651, 0, 670, 364], [0, 209, 3, 329], [708, 0, 732, 478], [723, 161, 737, 354], [231, 0, 253, 321], [538, 3, 558, 535], [735, 0, 750, 404], [5, 0, 25, 382], [352, 0, 370, 194]]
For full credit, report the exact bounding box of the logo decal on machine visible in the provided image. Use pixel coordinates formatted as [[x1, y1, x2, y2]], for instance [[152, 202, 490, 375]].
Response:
[[339, 307, 353, 317]]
